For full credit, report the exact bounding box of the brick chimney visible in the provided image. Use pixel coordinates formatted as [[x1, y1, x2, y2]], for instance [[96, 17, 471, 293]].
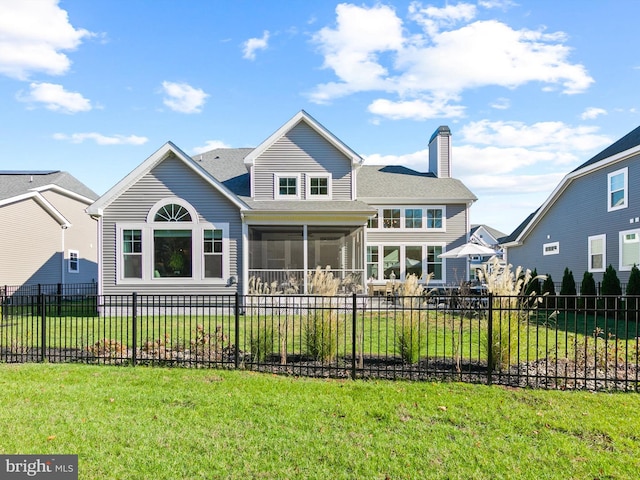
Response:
[[428, 126, 451, 178]]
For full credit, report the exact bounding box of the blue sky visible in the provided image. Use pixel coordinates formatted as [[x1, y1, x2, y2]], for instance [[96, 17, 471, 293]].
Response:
[[1, 0, 639, 235]]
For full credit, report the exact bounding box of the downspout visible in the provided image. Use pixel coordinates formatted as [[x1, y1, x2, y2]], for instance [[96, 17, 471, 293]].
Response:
[[241, 214, 248, 296], [61, 225, 67, 285]]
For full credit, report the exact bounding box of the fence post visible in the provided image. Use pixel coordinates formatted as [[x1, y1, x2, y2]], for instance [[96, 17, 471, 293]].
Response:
[[487, 293, 493, 386], [131, 292, 137, 366], [351, 292, 357, 380], [57, 283, 62, 316], [40, 293, 46, 362], [234, 292, 240, 369]]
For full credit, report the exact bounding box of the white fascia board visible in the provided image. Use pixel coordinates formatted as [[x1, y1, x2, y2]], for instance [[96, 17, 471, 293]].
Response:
[[86, 141, 248, 216], [359, 196, 475, 204], [30, 184, 95, 204], [513, 144, 640, 244], [1, 191, 71, 227], [244, 110, 363, 167]]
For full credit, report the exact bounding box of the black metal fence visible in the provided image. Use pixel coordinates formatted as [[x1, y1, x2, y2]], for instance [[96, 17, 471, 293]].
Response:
[[0, 291, 638, 391]]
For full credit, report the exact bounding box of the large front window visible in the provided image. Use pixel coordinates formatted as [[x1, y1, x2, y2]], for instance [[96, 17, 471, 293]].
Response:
[[154, 230, 192, 277], [117, 199, 228, 283], [367, 244, 444, 282]]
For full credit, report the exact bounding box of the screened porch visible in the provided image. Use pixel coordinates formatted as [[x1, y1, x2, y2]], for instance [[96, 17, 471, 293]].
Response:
[[247, 225, 365, 294]]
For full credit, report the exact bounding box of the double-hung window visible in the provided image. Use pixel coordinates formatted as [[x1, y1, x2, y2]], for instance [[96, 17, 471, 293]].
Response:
[[608, 168, 628, 211], [275, 174, 300, 199], [588, 234, 606, 272], [123, 229, 142, 278], [204, 229, 224, 278], [68, 250, 79, 273], [427, 209, 443, 229], [383, 209, 401, 229], [405, 209, 422, 229], [307, 174, 331, 199]]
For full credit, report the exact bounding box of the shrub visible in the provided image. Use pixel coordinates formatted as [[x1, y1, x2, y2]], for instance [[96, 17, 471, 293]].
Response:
[[625, 265, 640, 321], [395, 315, 425, 364], [304, 310, 341, 362], [250, 322, 274, 362], [559, 268, 577, 310], [601, 264, 622, 311], [626, 265, 640, 295], [580, 271, 597, 310], [541, 274, 556, 309], [479, 258, 545, 371]]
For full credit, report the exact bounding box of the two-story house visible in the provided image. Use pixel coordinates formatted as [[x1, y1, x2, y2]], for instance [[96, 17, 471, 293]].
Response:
[[502, 125, 640, 284], [86, 111, 476, 295], [0, 171, 98, 290]]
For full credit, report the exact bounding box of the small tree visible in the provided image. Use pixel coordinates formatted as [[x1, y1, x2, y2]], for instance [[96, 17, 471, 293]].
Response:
[[625, 265, 640, 321], [601, 264, 622, 312], [541, 274, 556, 309], [523, 268, 541, 309], [559, 268, 577, 310], [580, 271, 597, 310]]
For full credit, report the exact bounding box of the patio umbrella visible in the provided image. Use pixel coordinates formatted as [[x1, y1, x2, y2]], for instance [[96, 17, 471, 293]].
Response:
[[438, 242, 497, 259]]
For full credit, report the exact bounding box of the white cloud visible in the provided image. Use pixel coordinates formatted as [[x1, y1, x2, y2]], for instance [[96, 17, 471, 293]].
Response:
[[581, 107, 607, 120], [17, 82, 91, 113], [310, 2, 594, 119], [242, 31, 270, 60], [161, 81, 208, 113], [0, 0, 93, 79], [490, 97, 510, 110], [52, 132, 148, 145], [192, 140, 232, 154], [368, 97, 465, 120]]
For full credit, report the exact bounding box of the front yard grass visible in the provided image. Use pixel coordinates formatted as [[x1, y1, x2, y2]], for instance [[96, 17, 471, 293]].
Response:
[[0, 363, 639, 479]]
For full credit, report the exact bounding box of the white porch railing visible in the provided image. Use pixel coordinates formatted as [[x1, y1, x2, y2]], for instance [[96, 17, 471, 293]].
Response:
[[247, 269, 365, 294]]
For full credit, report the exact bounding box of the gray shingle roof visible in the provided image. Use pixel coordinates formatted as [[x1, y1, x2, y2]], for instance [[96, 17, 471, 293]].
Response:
[[572, 125, 640, 172], [191, 149, 476, 210], [357, 165, 477, 202], [471, 224, 507, 241], [0, 171, 98, 203]]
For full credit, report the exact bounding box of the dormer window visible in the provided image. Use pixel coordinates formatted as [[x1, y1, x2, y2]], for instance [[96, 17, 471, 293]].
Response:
[[274, 174, 300, 200]]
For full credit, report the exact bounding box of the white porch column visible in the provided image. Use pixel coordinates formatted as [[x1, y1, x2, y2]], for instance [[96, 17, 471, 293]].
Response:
[[303, 224, 308, 293]]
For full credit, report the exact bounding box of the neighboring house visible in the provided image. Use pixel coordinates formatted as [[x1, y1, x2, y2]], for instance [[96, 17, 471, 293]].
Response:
[[502, 125, 640, 284], [468, 224, 505, 280], [86, 111, 476, 296], [0, 171, 99, 289]]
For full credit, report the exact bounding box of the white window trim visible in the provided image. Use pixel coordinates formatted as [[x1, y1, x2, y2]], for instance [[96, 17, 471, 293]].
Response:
[[274, 173, 301, 200], [367, 243, 446, 284], [542, 241, 559, 256], [116, 198, 230, 284], [68, 249, 79, 273], [305, 173, 332, 200], [366, 206, 446, 232], [619, 228, 640, 272], [588, 234, 606, 273], [607, 167, 628, 212]]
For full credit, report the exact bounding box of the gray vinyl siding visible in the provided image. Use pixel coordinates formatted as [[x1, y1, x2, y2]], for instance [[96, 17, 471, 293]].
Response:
[[428, 134, 450, 178], [41, 191, 98, 284], [0, 199, 63, 285], [508, 155, 640, 285], [253, 122, 353, 200], [101, 154, 243, 296], [366, 203, 468, 283]]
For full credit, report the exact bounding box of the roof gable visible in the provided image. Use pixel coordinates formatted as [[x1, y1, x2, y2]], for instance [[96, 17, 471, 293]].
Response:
[[504, 124, 640, 245], [244, 110, 362, 167], [86, 142, 248, 216]]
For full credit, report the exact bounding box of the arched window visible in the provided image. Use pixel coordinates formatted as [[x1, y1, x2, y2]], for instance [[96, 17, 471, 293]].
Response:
[[117, 197, 228, 283]]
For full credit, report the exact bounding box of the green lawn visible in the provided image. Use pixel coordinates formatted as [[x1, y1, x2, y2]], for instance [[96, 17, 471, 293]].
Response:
[[0, 363, 639, 479]]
